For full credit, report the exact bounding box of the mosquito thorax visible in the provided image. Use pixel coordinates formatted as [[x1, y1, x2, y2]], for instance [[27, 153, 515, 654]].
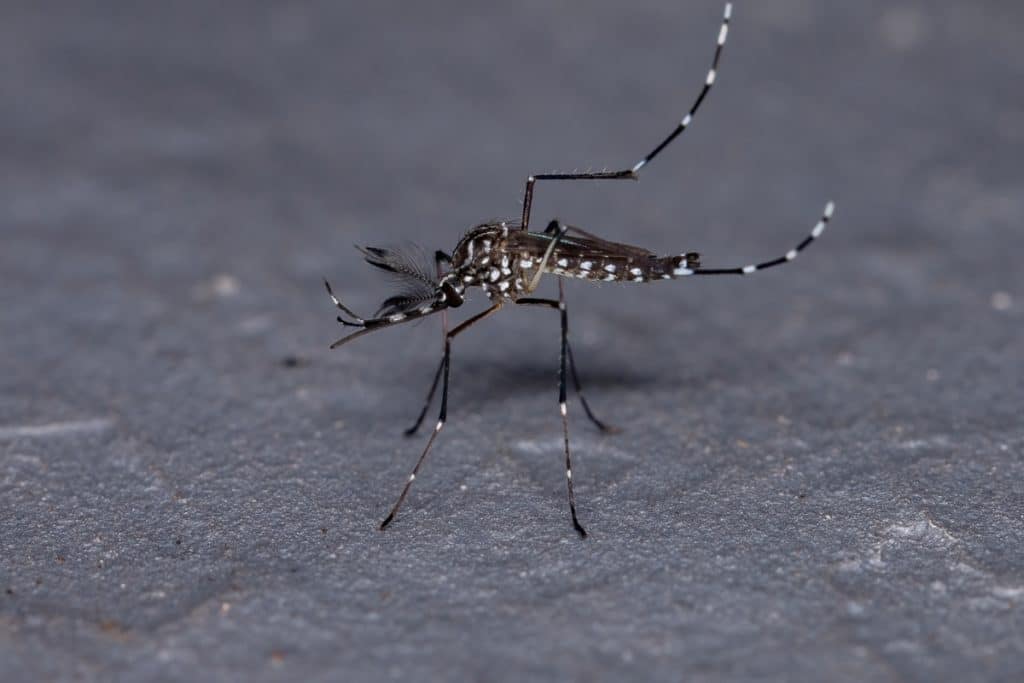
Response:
[[446, 221, 539, 303]]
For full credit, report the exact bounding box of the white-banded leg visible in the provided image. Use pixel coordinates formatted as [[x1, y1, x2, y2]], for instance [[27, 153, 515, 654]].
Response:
[[379, 303, 503, 530], [559, 296, 587, 537], [680, 202, 836, 277], [404, 251, 452, 436], [519, 3, 733, 231], [528, 223, 618, 433], [516, 295, 588, 537], [324, 280, 450, 350]]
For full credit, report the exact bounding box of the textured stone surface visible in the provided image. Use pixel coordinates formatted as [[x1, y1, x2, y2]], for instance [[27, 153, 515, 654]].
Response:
[[2, 1, 1023, 681]]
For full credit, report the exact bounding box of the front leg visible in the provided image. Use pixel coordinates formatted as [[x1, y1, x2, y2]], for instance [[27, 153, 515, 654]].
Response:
[[380, 303, 503, 530]]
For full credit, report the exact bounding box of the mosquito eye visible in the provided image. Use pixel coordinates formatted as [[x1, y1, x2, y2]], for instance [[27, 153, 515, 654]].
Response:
[[441, 281, 464, 307]]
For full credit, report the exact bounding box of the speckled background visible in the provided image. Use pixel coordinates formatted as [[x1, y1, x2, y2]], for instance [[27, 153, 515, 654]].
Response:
[[2, 1, 1023, 681]]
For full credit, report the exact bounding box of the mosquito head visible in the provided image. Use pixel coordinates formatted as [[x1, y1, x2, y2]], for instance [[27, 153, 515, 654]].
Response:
[[360, 246, 467, 316]]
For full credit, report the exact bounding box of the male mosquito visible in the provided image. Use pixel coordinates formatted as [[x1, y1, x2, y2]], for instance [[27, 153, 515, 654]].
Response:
[[325, 3, 835, 537]]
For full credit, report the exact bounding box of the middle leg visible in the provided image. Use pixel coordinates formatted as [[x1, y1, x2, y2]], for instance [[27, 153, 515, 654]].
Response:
[[516, 294, 590, 537], [558, 279, 619, 434], [517, 291, 616, 434]]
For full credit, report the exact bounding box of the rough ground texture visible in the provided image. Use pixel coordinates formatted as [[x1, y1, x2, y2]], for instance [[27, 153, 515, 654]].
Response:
[[2, 1, 1023, 681]]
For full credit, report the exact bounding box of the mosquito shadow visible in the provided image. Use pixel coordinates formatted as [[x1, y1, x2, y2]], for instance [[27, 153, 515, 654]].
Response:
[[450, 356, 663, 408]]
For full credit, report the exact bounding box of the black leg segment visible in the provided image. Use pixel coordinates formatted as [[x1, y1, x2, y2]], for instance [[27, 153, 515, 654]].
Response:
[[516, 294, 590, 537], [519, 3, 733, 232], [380, 304, 503, 530]]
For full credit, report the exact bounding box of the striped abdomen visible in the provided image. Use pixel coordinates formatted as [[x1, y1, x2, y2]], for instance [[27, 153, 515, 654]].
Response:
[[506, 229, 702, 284], [544, 250, 701, 283]]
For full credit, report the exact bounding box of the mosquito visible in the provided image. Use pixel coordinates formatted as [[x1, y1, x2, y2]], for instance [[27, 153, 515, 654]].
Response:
[[325, 3, 835, 537]]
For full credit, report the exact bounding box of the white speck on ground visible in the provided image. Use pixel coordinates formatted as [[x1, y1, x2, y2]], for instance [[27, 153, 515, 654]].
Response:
[[192, 274, 240, 300], [0, 418, 114, 440], [991, 291, 1013, 311], [880, 6, 927, 51]]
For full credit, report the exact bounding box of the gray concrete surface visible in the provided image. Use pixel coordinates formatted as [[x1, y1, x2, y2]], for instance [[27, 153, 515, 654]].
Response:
[[2, 1, 1023, 681]]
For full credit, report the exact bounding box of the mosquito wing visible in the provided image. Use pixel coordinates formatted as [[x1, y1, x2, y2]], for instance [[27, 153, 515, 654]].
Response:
[[356, 243, 440, 317], [509, 229, 659, 261], [508, 229, 699, 282]]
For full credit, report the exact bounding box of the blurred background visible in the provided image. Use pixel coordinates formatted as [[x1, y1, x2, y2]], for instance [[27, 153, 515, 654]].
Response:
[[2, 1, 1022, 681]]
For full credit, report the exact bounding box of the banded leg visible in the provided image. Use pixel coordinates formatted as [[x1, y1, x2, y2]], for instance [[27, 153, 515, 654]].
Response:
[[530, 249, 618, 431], [519, 3, 733, 231], [404, 251, 453, 436], [519, 285, 615, 433], [516, 295, 588, 537], [380, 303, 502, 530], [683, 202, 836, 277]]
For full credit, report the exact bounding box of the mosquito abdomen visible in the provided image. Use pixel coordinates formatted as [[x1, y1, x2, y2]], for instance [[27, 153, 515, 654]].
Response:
[[546, 252, 701, 283]]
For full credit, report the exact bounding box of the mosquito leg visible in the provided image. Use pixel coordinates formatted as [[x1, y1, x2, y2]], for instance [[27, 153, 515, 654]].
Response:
[[629, 3, 732, 174], [516, 294, 588, 537], [525, 267, 617, 432], [533, 224, 621, 429], [403, 251, 453, 436], [517, 291, 615, 434], [526, 222, 570, 291], [380, 303, 503, 531], [404, 355, 444, 437], [559, 279, 619, 433], [519, 4, 733, 232], [521, 172, 634, 233], [324, 279, 366, 325], [380, 345, 450, 530], [557, 293, 587, 537], [686, 202, 836, 277], [565, 343, 616, 433]]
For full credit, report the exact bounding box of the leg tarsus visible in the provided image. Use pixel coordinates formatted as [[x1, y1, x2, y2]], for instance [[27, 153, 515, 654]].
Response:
[[404, 355, 444, 436], [557, 280, 588, 538], [571, 509, 588, 538], [517, 5, 732, 232], [567, 342, 620, 434]]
